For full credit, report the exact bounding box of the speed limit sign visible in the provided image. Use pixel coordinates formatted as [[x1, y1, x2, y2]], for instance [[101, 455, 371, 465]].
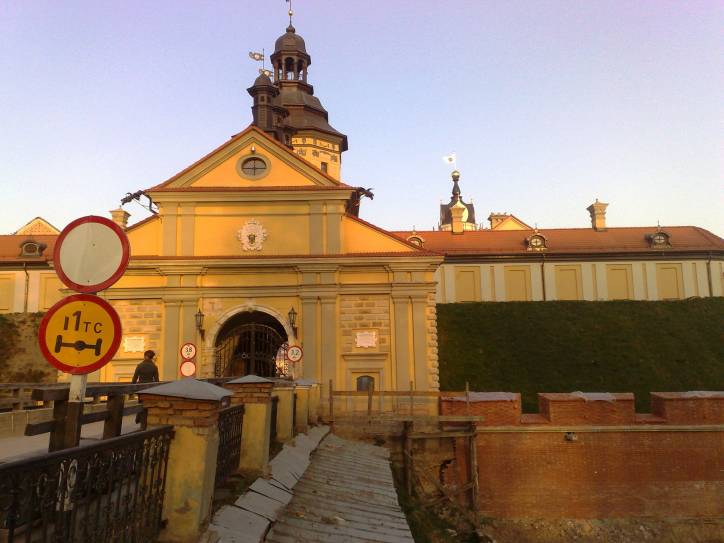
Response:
[[286, 345, 303, 363], [180, 342, 197, 360]]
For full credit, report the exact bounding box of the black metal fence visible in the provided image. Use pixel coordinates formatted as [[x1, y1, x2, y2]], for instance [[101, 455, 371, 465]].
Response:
[[0, 425, 174, 543], [215, 404, 244, 487]]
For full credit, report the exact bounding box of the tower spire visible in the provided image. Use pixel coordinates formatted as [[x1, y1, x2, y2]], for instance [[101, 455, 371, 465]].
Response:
[[286, 0, 294, 28]]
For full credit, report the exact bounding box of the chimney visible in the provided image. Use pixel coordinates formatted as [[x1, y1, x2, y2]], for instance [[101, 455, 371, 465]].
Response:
[[587, 199, 608, 231], [450, 200, 466, 234], [110, 208, 131, 230]]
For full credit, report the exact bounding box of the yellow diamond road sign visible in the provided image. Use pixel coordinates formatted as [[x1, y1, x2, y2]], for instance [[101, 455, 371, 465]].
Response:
[[39, 294, 122, 375]]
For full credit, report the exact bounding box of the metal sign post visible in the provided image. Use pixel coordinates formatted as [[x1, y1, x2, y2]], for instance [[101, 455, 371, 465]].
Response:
[[39, 215, 129, 450]]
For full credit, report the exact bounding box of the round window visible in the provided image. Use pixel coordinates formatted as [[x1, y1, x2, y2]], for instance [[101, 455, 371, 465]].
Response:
[[240, 157, 267, 178]]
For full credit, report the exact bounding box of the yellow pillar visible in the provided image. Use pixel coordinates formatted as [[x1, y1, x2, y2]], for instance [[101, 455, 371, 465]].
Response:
[[294, 382, 311, 433], [138, 380, 231, 543], [225, 375, 274, 473], [273, 384, 295, 442]]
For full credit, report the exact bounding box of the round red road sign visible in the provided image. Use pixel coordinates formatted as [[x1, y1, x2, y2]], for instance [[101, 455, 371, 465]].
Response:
[[180, 360, 197, 377], [180, 342, 197, 360], [286, 345, 303, 363], [38, 294, 122, 375], [54, 215, 130, 293]]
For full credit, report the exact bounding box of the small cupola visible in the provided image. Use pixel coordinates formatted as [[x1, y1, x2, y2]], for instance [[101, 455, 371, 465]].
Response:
[[439, 170, 477, 234]]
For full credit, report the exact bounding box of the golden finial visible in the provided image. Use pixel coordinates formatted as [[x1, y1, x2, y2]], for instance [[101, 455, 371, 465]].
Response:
[[286, 0, 294, 26]]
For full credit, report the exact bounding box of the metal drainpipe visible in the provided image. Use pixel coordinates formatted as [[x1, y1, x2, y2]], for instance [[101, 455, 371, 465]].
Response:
[[706, 252, 713, 297], [23, 262, 29, 312]]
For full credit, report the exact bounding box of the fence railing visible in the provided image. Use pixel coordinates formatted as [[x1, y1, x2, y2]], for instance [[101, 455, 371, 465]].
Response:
[[22, 383, 168, 452], [329, 387, 462, 418], [215, 404, 244, 487], [0, 425, 174, 543]]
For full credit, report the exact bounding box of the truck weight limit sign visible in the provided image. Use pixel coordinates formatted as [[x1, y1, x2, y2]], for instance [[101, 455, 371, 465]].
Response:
[[39, 294, 122, 374]]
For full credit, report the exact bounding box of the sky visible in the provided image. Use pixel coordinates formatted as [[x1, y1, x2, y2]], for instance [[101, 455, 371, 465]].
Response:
[[1, 1, 722, 236]]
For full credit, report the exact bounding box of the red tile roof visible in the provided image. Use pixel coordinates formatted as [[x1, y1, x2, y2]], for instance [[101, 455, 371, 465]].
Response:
[[0, 235, 58, 263], [392, 226, 724, 256]]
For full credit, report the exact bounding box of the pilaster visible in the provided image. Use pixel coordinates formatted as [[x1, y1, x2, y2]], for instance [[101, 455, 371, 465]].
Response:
[[162, 301, 181, 380], [411, 297, 429, 391], [392, 296, 411, 392]]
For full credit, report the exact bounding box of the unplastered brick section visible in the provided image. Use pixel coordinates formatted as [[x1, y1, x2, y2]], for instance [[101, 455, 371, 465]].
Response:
[[339, 295, 391, 353], [140, 394, 224, 435], [111, 299, 163, 350], [227, 383, 274, 405]]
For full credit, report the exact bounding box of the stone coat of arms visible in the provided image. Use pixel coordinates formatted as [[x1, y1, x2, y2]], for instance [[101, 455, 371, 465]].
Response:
[[237, 219, 267, 251]]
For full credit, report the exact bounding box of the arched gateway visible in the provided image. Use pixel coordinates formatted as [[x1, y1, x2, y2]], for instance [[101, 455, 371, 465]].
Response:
[[214, 311, 288, 378]]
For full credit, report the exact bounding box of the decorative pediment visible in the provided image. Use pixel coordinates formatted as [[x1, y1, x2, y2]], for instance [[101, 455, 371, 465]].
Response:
[[147, 126, 345, 193]]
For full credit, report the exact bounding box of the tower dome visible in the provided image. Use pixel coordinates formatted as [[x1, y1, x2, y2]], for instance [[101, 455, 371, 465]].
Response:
[[274, 25, 307, 55]]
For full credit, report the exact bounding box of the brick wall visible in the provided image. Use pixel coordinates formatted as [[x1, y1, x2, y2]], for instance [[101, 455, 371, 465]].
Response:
[[339, 295, 391, 354], [140, 394, 225, 435], [226, 382, 274, 405], [651, 392, 724, 424], [439, 391, 724, 518], [112, 299, 163, 357]]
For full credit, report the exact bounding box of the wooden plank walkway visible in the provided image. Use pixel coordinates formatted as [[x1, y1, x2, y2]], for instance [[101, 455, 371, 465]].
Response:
[[265, 434, 414, 543]]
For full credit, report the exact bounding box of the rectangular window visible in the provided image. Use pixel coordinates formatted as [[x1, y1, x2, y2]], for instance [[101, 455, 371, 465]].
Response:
[[554, 265, 582, 300], [40, 275, 64, 310], [0, 275, 14, 312], [606, 264, 633, 300], [504, 266, 531, 301], [656, 263, 683, 300], [454, 267, 480, 302], [321, 162, 328, 173]]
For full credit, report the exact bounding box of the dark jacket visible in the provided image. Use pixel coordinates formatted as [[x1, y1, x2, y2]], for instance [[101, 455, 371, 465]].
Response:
[[132, 360, 159, 384]]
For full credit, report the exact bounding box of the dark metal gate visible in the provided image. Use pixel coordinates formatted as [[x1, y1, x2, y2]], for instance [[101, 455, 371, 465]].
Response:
[[214, 324, 285, 378], [215, 404, 244, 488]]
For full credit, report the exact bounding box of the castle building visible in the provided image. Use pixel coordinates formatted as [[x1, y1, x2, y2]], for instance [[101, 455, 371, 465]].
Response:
[[0, 18, 722, 390], [395, 172, 724, 303]]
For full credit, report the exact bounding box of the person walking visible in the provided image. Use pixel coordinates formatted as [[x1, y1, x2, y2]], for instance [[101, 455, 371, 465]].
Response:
[[132, 350, 159, 384]]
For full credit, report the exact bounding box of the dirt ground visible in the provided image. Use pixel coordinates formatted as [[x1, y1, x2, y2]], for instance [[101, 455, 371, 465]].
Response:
[[475, 517, 724, 543]]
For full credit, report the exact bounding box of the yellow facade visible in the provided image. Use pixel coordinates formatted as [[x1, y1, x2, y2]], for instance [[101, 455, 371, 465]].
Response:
[[93, 126, 441, 397], [435, 259, 724, 303]]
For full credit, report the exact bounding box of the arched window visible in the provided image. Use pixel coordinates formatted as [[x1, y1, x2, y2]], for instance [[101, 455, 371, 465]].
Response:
[[356, 375, 375, 391], [284, 57, 295, 80]]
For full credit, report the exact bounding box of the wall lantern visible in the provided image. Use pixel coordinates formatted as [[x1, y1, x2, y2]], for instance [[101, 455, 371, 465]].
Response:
[[195, 308, 205, 340], [288, 307, 297, 337]]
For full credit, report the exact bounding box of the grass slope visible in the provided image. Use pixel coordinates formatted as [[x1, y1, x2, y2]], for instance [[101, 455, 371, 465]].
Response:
[[437, 298, 724, 412]]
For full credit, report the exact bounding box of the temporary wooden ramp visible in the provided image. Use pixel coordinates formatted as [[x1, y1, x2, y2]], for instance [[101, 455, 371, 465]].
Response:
[[265, 433, 414, 543]]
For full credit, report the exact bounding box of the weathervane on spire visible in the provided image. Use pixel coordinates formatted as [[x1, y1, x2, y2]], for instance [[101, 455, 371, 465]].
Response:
[[442, 152, 457, 170], [249, 48, 273, 78]]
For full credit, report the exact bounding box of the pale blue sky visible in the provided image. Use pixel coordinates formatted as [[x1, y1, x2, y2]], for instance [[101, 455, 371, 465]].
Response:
[[1, 1, 722, 235]]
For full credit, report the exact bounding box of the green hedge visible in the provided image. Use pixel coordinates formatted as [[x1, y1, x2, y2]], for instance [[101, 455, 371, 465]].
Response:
[[437, 298, 724, 412]]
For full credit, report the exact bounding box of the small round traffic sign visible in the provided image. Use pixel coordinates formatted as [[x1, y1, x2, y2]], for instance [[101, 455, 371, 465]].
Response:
[[286, 345, 303, 363], [38, 294, 122, 374], [180, 360, 196, 377], [180, 342, 197, 360], [54, 216, 130, 293]]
